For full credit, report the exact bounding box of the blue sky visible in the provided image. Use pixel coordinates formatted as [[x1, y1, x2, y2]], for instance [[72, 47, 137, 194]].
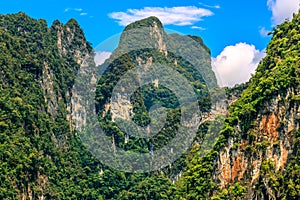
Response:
[[1, 0, 299, 86]]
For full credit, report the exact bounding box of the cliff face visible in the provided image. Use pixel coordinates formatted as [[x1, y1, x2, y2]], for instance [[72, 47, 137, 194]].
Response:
[[215, 89, 299, 198], [51, 19, 96, 130], [0, 13, 218, 200], [178, 12, 300, 200], [0, 13, 102, 199], [2, 12, 299, 200], [213, 13, 300, 199], [95, 16, 218, 173], [102, 17, 169, 123]]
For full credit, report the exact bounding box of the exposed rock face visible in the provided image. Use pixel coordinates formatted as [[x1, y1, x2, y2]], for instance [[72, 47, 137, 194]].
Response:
[[149, 21, 167, 56], [50, 19, 95, 131], [103, 17, 170, 123], [96, 17, 218, 176], [0, 13, 95, 199], [110, 93, 133, 122], [102, 17, 217, 128], [214, 88, 299, 198], [53, 20, 90, 65], [68, 54, 96, 130], [188, 13, 300, 199], [41, 62, 58, 116]]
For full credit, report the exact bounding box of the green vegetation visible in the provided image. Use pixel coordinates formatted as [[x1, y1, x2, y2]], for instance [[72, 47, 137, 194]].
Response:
[[1, 13, 213, 199], [177, 11, 300, 199], [1, 11, 300, 200], [0, 12, 107, 199]]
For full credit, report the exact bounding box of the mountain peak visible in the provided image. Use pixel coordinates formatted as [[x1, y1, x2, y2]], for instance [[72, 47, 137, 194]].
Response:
[[116, 16, 167, 55], [66, 18, 80, 28], [124, 16, 164, 31]]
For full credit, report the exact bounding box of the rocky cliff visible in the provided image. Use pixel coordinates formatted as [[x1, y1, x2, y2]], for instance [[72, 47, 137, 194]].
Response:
[[178, 12, 300, 200], [95, 16, 220, 174], [0, 13, 103, 199], [1, 12, 299, 200]]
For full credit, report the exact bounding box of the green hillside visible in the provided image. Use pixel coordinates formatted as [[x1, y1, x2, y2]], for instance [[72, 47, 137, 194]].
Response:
[[0, 11, 300, 200]]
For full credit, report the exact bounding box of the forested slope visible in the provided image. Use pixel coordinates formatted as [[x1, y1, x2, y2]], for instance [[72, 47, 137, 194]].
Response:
[[1, 11, 300, 200], [177, 11, 300, 200]]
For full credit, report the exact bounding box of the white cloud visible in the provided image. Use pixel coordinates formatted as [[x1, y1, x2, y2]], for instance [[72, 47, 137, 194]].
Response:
[[212, 43, 266, 87], [65, 8, 91, 17], [94, 51, 111, 66], [109, 6, 213, 26], [191, 26, 206, 30], [64, 8, 83, 13], [199, 2, 220, 9], [267, 0, 300, 24], [74, 8, 83, 12]]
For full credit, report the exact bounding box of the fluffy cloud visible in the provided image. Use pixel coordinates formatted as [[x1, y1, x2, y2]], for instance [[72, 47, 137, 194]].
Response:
[[109, 6, 213, 26], [212, 43, 266, 87], [64, 8, 83, 12], [198, 2, 220, 9], [64, 8, 88, 17], [191, 26, 206, 30], [267, 0, 300, 24], [94, 51, 111, 66]]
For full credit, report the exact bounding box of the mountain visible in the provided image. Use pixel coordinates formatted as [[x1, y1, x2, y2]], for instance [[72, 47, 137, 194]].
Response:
[[177, 12, 300, 199], [0, 12, 105, 199], [0, 13, 210, 199], [0, 13, 221, 199], [91, 15, 222, 198], [94, 15, 219, 172], [1, 11, 300, 200]]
